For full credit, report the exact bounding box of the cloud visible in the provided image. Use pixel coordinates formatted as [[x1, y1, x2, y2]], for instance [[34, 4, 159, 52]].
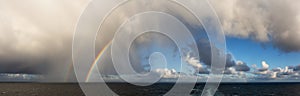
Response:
[[0, 73, 43, 82], [0, 0, 89, 81], [210, 0, 300, 52], [257, 61, 269, 72], [251, 61, 275, 78], [271, 67, 282, 72], [185, 52, 210, 74], [234, 61, 250, 72], [261, 61, 270, 69], [252, 61, 277, 79], [94, 1, 292, 78], [153, 68, 179, 78], [292, 65, 300, 71], [223, 61, 250, 77], [191, 39, 237, 68], [279, 66, 294, 75], [251, 61, 300, 79], [1, 0, 300, 82], [185, 52, 203, 69], [224, 67, 237, 74]]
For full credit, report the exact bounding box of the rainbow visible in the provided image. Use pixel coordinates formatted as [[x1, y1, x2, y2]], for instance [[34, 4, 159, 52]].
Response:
[[85, 41, 112, 82]]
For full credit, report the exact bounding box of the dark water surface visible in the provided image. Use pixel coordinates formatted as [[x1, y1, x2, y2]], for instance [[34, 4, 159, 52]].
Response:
[[0, 83, 300, 96]]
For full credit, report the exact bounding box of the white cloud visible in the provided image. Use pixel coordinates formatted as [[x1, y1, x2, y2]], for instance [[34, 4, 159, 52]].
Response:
[[185, 53, 203, 69], [227, 67, 237, 74], [256, 61, 269, 72], [262, 61, 269, 69], [185, 52, 209, 74], [153, 68, 178, 78]]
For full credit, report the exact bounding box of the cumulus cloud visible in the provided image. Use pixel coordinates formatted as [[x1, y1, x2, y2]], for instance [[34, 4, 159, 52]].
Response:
[[280, 66, 294, 75], [251, 61, 273, 78], [262, 61, 270, 69], [253, 61, 270, 72], [223, 61, 250, 77], [224, 67, 237, 74], [154, 68, 176, 75], [153, 68, 179, 78], [234, 61, 250, 72], [184, 51, 251, 77], [185, 52, 209, 74], [251, 61, 300, 79], [210, 0, 300, 52], [257, 61, 270, 72], [253, 61, 273, 77], [185, 53, 203, 69]]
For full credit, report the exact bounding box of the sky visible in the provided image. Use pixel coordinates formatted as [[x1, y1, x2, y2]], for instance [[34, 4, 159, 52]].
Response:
[[0, 0, 300, 82], [226, 37, 300, 69]]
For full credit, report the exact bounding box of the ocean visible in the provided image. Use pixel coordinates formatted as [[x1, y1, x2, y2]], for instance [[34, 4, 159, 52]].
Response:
[[0, 83, 299, 96]]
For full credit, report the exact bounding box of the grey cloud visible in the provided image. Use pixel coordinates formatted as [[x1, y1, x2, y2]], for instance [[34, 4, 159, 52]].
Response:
[[129, 32, 180, 73], [0, 74, 43, 82], [198, 68, 210, 74], [0, 0, 89, 81], [271, 68, 282, 72], [234, 61, 250, 72], [223, 68, 236, 74], [223, 61, 250, 75], [225, 54, 236, 67], [223, 70, 232, 74], [190, 39, 237, 68], [210, 0, 300, 52], [292, 65, 300, 71], [258, 68, 268, 72]]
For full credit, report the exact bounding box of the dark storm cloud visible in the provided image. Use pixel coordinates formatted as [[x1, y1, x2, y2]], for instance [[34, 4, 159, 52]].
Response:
[[0, 57, 49, 74], [0, 0, 89, 81]]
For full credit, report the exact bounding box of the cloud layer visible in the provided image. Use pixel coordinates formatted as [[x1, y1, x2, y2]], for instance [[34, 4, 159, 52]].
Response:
[[252, 61, 300, 79], [211, 0, 300, 52], [0, 0, 299, 82]]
